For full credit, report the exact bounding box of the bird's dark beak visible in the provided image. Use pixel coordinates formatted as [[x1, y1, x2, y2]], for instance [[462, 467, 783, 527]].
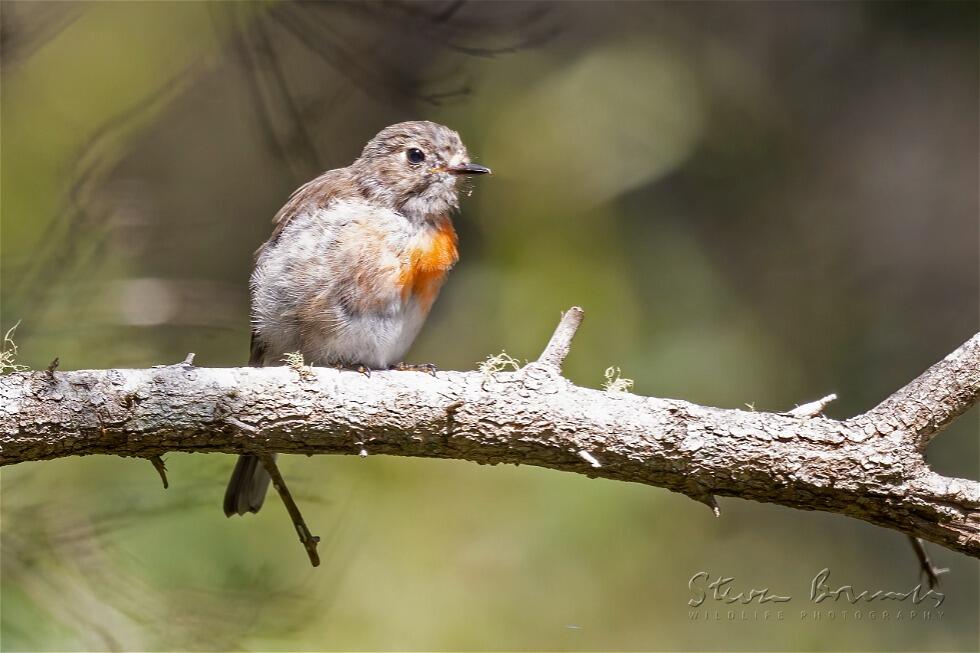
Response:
[[449, 163, 492, 175]]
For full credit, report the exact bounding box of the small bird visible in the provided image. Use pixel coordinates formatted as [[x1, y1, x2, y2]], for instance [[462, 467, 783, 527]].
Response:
[[224, 121, 490, 517]]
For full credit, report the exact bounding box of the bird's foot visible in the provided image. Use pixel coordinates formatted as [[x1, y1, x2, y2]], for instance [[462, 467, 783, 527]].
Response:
[[390, 362, 438, 377], [335, 363, 372, 378]]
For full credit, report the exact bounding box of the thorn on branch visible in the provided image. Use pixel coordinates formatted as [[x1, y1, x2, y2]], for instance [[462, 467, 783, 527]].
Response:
[[537, 307, 584, 371], [258, 453, 321, 568], [182, 352, 195, 366], [148, 455, 169, 489], [688, 486, 721, 516], [445, 399, 464, 432], [577, 449, 602, 468], [786, 393, 838, 419], [692, 493, 721, 516], [46, 357, 59, 377], [705, 494, 721, 517]]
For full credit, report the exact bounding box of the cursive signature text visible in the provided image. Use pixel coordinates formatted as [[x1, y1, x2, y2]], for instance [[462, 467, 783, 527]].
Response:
[[688, 572, 792, 607], [809, 568, 944, 608]]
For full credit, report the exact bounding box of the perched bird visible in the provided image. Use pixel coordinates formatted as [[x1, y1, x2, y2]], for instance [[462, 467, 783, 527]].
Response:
[[224, 121, 491, 517]]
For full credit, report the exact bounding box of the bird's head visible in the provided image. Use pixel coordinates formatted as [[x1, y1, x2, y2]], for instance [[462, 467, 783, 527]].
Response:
[[353, 121, 491, 221]]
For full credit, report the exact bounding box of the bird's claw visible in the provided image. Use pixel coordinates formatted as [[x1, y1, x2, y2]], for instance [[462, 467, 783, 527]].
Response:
[[335, 363, 372, 378]]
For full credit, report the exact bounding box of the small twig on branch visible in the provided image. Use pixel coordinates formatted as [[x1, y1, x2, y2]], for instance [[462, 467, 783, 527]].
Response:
[[537, 306, 583, 369], [219, 408, 319, 565], [907, 535, 948, 590], [786, 393, 837, 419], [258, 453, 320, 567]]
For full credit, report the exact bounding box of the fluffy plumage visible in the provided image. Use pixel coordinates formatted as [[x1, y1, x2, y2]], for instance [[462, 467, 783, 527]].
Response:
[[224, 121, 489, 517]]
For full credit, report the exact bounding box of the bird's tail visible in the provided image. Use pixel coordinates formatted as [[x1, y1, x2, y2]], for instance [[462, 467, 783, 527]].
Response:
[[223, 454, 274, 516]]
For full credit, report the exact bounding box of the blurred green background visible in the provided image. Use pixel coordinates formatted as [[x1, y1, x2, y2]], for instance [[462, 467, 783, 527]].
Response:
[[1, 1, 977, 651]]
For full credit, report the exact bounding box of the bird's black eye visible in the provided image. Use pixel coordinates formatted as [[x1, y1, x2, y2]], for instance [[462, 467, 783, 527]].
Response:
[[406, 148, 426, 164]]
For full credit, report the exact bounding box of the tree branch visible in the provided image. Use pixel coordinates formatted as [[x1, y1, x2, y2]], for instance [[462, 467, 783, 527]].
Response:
[[1, 310, 977, 558], [855, 333, 980, 449]]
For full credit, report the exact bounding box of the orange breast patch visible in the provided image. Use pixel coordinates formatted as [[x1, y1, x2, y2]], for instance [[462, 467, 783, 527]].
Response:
[[399, 221, 459, 311]]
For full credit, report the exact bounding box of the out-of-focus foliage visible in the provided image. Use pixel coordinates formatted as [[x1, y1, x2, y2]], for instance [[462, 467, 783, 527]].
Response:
[[1, 2, 976, 651]]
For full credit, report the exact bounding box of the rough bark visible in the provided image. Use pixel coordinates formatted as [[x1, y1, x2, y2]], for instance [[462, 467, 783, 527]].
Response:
[[1, 308, 978, 558]]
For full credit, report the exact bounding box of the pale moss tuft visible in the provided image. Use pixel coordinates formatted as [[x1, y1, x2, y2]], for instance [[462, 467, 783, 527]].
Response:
[[478, 350, 523, 377], [602, 366, 634, 393], [282, 351, 314, 379], [1, 321, 28, 374]]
